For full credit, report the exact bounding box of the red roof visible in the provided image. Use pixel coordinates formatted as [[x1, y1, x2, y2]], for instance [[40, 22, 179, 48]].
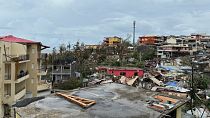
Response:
[[0, 35, 38, 44]]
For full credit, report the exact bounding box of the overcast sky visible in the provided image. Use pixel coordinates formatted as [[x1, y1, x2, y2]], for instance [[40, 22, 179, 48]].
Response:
[[1, 0, 210, 50]]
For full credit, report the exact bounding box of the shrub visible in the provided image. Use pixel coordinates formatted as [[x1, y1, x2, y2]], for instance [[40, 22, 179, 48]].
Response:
[[57, 78, 82, 90]]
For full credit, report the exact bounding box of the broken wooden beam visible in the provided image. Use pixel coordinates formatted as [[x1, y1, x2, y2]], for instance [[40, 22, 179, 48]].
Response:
[[56, 92, 96, 108]]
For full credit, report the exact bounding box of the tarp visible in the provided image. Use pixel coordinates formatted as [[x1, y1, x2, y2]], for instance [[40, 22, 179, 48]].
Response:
[[159, 66, 184, 72], [166, 81, 177, 87]]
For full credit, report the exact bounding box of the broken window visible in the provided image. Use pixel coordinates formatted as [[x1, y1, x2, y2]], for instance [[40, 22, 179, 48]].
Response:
[[120, 72, 126, 76], [134, 72, 138, 76]]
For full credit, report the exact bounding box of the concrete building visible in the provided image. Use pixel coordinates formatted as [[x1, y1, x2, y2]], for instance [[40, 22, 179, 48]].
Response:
[[97, 66, 144, 78], [167, 34, 210, 50], [166, 36, 177, 45], [0, 35, 49, 117], [103, 36, 122, 46], [84, 45, 101, 50], [139, 35, 166, 45], [51, 62, 79, 84], [157, 44, 191, 58]]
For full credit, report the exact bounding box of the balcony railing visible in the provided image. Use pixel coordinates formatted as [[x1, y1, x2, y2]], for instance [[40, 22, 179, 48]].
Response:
[[15, 74, 29, 83], [5, 54, 29, 62], [15, 88, 26, 100], [18, 55, 29, 61], [17, 70, 28, 79]]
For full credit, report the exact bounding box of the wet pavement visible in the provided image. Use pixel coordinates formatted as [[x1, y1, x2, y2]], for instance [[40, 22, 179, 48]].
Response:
[[17, 83, 160, 118]]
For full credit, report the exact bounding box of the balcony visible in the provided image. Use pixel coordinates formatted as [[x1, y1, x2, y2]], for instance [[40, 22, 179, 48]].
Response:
[[15, 74, 29, 83], [4, 54, 30, 63], [15, 88, 26, 101]]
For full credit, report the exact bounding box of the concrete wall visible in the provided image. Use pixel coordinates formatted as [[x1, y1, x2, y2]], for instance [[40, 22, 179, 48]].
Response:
[[0, 39, 44, 117], [26, 44, 40, 97], [11, 43, 27, 56], [0, 45, 3, 117], [166, 37, 177, 44], [176, 107, 182, 118], [15, 81, 26, 94]]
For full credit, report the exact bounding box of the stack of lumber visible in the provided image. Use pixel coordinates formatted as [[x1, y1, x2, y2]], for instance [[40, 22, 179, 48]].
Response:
[[56, 92, 96, 108]]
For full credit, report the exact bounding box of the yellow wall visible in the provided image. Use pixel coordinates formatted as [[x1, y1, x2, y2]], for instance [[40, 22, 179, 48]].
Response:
[[15, 81, 26, 94], [176, 107, 182, 118], [26, 44, 39, 97], [0, 41, 42, 117], [0, 41, 26, 60], [0, 45, 3, 117], [0, 105, 3, 118], [11, 43, 27, 56]]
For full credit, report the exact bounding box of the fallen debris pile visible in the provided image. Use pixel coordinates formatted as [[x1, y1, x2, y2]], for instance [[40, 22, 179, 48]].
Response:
[[56, 92, 96, 108]]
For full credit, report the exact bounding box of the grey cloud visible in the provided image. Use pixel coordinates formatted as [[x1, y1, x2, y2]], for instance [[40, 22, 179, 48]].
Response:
[[0, 0, 210, 50]]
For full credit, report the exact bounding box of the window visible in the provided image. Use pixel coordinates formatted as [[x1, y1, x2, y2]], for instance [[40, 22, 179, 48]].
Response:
[[120, 72, 126, 76], [134, 72, 138, 76]]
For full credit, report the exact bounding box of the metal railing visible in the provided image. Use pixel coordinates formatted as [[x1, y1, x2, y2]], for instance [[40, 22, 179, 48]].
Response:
[[17, 70, 28, 79], [5, 54, 30, 62], [15, 87, 26, 95], [18, 55, 29, 61]]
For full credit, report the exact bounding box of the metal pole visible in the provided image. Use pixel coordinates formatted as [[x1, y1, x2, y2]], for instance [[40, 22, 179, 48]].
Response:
[[190, 58, 194, 116], [133, 21, 136, 45]]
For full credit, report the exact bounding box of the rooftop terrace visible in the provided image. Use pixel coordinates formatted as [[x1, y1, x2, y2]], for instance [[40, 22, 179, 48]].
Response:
[[16, 83, 188, 118]]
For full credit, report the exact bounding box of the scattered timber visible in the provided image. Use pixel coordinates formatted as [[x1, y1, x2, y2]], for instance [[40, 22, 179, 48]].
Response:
[[56, 92, 96, 108]]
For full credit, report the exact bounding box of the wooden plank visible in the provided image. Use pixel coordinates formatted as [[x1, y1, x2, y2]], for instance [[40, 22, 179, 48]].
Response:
[[56, 93, 96, 108]]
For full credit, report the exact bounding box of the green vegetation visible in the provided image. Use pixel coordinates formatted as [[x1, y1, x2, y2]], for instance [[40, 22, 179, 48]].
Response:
[[193, 74, 210, 90], [57, 78, 82, 90]]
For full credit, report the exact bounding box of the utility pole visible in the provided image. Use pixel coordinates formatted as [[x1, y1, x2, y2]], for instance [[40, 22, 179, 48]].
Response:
[[133, 21, 136, 46]]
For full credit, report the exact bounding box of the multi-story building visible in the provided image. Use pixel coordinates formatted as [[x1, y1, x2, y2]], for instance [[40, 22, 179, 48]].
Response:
[[139, 35, 166, 45], [103, 36, 122, 46], [84, 45, 101, 50], [157, 44, 191, 58], [166, 34, 210, 50], [0, 35, 49, 117], [51, 61, 79, 84]]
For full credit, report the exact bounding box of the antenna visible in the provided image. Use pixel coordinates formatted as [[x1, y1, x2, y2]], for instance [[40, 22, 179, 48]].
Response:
[[133, 21, 136, 45]]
